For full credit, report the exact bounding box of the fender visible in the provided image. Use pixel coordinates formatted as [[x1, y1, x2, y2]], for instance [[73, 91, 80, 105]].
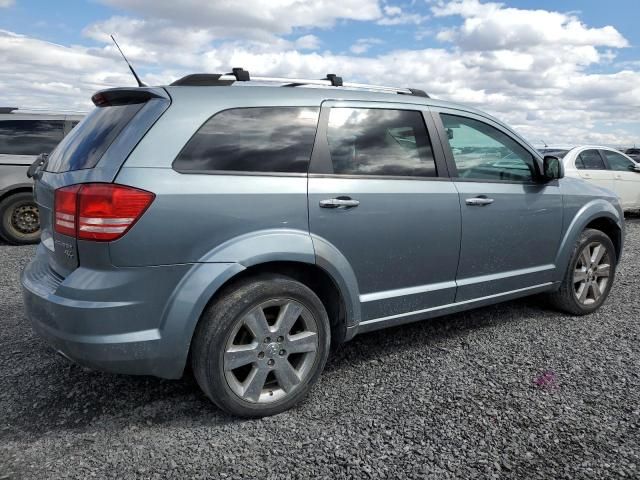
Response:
[[158, 229, 362, 375], [311, 234, 362, 330], [201, 229, 361, 327], [200, 228, 316, 265], [157, 261, 245, 378], [553, 199, 624, 283]]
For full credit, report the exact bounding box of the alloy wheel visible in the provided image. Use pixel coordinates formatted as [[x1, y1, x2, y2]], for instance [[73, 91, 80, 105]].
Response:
[[223, 299, 319, 404], [573, 241, 611, 305]]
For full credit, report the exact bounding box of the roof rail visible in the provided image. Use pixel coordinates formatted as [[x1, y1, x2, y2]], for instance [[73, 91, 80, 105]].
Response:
[[0, 107, 19, 114], [170, 69, 429, 98]]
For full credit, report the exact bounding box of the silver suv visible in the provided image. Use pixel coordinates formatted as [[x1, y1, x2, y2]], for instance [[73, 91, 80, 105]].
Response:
[[21, 71, 624, 417], [0, 108, 83, 244]]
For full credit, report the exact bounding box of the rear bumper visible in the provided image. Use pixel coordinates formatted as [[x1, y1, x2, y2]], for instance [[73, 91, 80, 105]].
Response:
[[21, 245, 201, 378]]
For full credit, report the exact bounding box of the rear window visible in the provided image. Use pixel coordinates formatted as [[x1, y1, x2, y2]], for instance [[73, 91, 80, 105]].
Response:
[[173, 107, 319, 174], [0, 120, 64, 155], [576, 150, 606, 170], [45, 104, 143, 173], [326, 108, 437, 177]]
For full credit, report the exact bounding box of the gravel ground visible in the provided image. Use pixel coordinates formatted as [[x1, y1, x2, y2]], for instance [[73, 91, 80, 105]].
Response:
[[1, 220, 639, 480]]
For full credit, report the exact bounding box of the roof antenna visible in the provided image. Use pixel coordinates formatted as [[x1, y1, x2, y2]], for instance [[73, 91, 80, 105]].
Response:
[[110, 34, 146, 87], [541, 139, 548, 148]]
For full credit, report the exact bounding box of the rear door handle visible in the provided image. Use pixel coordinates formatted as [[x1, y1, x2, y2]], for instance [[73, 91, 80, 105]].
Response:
[[465, 196, 494, 206], [319, 197, 360, 209]]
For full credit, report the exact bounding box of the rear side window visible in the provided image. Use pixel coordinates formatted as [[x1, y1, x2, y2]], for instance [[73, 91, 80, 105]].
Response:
[[0, 120, 64, 155], [602, 150, 634, 172], [576, 150, 606, 170], [174, 107, 319, 174], [326, 108, 436, 177], [46, 104, 144, 173]]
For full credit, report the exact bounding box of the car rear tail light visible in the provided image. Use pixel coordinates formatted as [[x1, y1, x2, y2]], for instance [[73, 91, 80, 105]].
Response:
[[54, 185, 81, 237], [54, 184, 155, 241]]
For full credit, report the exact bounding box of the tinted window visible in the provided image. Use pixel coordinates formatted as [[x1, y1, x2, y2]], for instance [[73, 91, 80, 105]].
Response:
[[603, 150, 634, 171], [174, 107, 319, 173], [46, 104, 144, 172], [326, 108, 436, 177], [576, 150, 606, 170], [441, 114, 535, 182], [0, 120, 64, 155]]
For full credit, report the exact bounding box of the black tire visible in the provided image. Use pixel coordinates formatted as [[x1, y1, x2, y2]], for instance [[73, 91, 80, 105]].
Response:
[[0, 192, 41, 245], [191, 274, 331, 417], [548, 228, 616, 315]]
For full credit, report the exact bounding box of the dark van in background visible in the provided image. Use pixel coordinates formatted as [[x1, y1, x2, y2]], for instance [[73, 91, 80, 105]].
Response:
[[0, 107, 83, 244]]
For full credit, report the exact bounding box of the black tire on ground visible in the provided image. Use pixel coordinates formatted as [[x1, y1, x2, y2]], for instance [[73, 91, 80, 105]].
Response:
[[548, 228, 616, 315], [0, 192, 41, 245], [191, 274, 331, 417]]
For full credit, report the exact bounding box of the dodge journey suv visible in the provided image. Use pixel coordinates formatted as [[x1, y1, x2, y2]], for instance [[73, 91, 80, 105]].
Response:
[[21, 71, 624, 417]]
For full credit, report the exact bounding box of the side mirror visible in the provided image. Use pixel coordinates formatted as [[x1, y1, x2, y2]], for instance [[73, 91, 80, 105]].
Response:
[[630, 164, 640, 173], [542, 155, 563, 181]]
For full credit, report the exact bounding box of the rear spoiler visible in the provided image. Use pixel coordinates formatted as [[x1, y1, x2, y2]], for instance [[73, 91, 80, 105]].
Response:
[[91, 87, 168, 107]]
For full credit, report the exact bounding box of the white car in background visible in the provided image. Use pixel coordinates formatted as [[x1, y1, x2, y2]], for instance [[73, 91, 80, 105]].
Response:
[[541, 146, 640, 211]]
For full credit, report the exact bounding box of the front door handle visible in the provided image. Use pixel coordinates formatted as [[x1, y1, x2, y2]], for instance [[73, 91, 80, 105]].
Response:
[[319, 197, 360, 209], [465, 196, 494, 206]]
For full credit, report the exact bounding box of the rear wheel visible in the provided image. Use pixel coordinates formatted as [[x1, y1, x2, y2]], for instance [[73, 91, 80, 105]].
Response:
[[0, 192, 41, 245], [548, 228, 616, 315], [191, 275, 331, 417]]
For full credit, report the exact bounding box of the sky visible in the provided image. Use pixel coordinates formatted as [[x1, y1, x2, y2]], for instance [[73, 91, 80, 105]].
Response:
[[0, 0, 639, 147]]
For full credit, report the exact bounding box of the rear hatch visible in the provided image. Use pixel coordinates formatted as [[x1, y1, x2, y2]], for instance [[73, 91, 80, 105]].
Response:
[[34, 87, 170, 276]]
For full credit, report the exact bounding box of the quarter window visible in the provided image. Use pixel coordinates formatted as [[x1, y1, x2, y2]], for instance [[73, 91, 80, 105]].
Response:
[[576, 150, 606, 170], [326, 108, 437, 177], [440, 114, 535, 182], [174, 107, 319, 173], [0, 120, 64, 156], [602, 150, 634, 172]]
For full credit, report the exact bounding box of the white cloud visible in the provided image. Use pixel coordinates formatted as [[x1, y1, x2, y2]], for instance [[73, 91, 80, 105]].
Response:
[[378, 5, 428, 25], [350, 38, 384, 54], [0, 0, 15, 7], [97, 0, 383, 37], [0, 29, 133, 111], [295, 35, 321, 50], [431, 0, 628, 50]]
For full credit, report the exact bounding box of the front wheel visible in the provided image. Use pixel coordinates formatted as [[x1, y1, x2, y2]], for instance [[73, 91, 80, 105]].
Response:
[[548, 228, 616, 315], [191, 275, 331, 417], [0, 192, 41, 245]]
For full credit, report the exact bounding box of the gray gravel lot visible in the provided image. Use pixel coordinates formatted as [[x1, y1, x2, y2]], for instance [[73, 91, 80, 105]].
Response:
[[1, 220, 639, 479]]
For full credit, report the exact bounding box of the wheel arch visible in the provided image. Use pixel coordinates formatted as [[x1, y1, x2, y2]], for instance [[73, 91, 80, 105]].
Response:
[[584, 217, 623, 262], [0, 184, 34, 203], [159, 229, 362, 378], [200, 261, 350, 347], [554, 199, 624, 283]]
